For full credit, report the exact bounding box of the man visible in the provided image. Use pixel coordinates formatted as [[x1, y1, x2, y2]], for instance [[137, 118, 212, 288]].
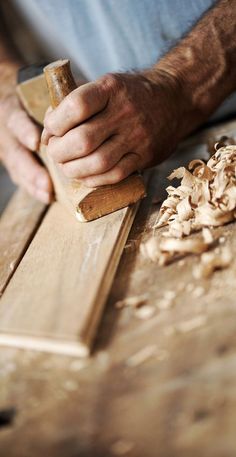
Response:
[[0, 0, 235, 204]]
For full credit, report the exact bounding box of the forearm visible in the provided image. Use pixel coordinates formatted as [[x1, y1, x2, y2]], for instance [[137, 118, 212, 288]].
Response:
[[0, 16, 22, 99], [147, 0, 236, 138]]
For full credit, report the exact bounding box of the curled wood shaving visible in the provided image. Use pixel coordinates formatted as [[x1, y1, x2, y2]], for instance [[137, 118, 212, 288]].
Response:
[[193, 247, 232, 279], [141, 143, 236, 267], [115, 294, 149, 309], [155, 144, 236, 233], [159, 234, 212, 254], [140, 229, 214, 266]]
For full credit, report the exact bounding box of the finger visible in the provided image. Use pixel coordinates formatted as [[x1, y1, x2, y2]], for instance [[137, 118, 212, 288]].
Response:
[[7, 108, 41, 151], [60, 136, 125, 179], [81, 152, 139, 187], [40, 106, 53, 145], [2, 134, 53, 203], [42, 80, 109, 140], [47, 111, 116, 163]]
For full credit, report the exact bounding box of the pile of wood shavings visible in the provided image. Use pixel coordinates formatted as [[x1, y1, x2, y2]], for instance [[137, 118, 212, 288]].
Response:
[[141, 143, 236, 267]]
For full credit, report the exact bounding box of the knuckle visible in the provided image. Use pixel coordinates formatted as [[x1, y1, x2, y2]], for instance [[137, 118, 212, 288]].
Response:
[[62, 162, 77, 179], [44, 116, 54, 134], [44, 115, 60, 137], [67, 93, 79, 113], [93, 154, 110, 172], [68, 90, 90, 118], [101, 73, 123, 93], [113, 167, 125, 182], [133, 124, 146, 141], [122, 100, 135, 117], [77, 128, 94, 154]]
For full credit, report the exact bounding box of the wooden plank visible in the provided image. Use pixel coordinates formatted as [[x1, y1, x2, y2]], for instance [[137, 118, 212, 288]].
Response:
[[1, 120, 236, 456], [0, 189, 46, 295], [0, 201, 139, 356]]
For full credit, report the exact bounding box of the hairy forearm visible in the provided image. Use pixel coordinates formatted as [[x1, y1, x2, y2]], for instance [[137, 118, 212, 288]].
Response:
[[148, 0, 236, 138]]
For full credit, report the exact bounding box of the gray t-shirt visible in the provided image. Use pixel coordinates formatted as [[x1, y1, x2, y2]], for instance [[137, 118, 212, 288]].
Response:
[[12, 0, 236, 120]]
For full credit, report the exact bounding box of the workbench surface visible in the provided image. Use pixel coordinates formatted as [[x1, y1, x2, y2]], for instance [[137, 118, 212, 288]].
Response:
[[1, 120, 236, 457]]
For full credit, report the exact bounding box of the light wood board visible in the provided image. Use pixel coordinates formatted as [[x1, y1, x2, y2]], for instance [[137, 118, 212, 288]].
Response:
[[0, 200, 139, 356], [1, 119, 236, 457], [0, 189, 46, 295]]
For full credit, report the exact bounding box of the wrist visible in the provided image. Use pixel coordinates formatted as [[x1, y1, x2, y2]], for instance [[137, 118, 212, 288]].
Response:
[[0, 60, 21, 100], [142, 64, 201, 145]]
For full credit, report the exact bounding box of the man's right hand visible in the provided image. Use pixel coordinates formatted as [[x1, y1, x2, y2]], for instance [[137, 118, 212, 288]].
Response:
[[0, 92, 53, 203]]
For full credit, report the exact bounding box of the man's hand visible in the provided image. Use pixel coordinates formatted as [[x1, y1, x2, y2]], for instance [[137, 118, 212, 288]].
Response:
[[42, 0, 236, 189], [42, 72, 181, 187], [0, 92, 53, 203]]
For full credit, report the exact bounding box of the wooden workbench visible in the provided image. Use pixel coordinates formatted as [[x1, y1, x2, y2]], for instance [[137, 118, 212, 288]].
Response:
[[1, 119, 236, 457]]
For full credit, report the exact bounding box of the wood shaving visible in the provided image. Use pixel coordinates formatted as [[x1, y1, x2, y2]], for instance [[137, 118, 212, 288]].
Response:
[[140, 230, 214, 266], [193, 247, 232, 279], [115, 294, 149, 309], [134, 305, 156, 320], [9, 262, 15, 272], [156, 290, 176, 310], [126, 345, 157, 367], [176, 315, 207, 333], [110, 440, 134, 455], [124, 239, 138, 250], [141, 143, 236, 268], [156, 298, 174, 310], [140, 237, 160, 262], [192, 286, 205, 298], [155, 144, 236, 233]]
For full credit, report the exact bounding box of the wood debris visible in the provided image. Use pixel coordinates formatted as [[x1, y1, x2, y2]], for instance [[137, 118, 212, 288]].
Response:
[[110, 439, 134, 455], [155, 145, 236, 233], [126, 344, 157, 367], [156, 290, 176, 310], [140, 229, 214, 266], [193, 247, 232, 279], [140, 144, 236, 267], [176, 315, 207, 333], [192, 286, 205, 298], [115, 294, 149, 309], [134, 305, 156, 320]]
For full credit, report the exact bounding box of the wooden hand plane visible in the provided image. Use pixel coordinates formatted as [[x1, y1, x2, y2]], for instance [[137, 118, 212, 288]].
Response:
[[17, 59, 146, 222]]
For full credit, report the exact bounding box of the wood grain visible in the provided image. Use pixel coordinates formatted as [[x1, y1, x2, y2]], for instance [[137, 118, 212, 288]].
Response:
[[0, 189, 46, 295], [1, 119, 236, 457], [0, 200, 139, 356], [17, 73, 50, 125]]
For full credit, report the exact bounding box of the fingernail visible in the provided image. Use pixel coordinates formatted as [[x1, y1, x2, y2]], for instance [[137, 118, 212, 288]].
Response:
[[35, 189, 51, 204], [36, 174, 49, 190], [29, 135, 40, 151], [41, 129, 48, 145]]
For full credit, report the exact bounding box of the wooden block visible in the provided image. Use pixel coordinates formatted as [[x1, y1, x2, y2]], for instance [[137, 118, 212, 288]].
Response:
[[40, 142, 146, 221], [0, 201, 138, 356], [16, 74, 50, 125], [0, 189, 46, 295]]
